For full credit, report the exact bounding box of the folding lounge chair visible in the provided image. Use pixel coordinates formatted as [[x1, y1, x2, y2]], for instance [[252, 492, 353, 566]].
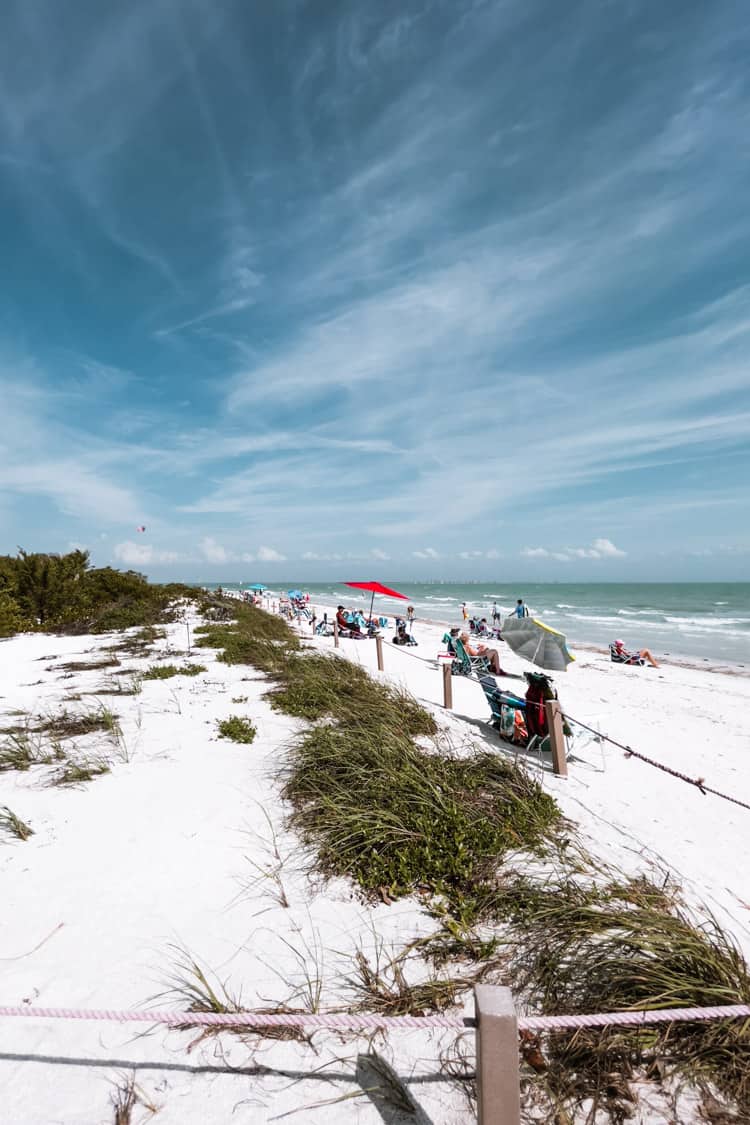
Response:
[[452, 637, 491, 676], [609, 643, 644, 666], [478, 674, 526, 728]]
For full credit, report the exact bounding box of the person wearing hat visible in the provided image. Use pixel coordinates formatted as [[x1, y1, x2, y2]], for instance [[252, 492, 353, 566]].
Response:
[[611, 638, 659, 667], [336, 605, 362, 635]]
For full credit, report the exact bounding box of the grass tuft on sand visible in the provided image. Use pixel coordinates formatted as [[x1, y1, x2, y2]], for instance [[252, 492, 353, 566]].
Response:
[[217, 716, 257, 744], [142, 662, 206, 681], [0, 805, 34, 840]]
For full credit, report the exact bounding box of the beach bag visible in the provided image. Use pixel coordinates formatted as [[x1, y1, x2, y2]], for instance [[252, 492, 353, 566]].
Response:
[[524, 673, 555, 739], [499, 704, 528, 745]]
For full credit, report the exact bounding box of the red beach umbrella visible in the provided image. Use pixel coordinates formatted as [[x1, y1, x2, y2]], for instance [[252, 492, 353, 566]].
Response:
[[345, 580, 409, 621]]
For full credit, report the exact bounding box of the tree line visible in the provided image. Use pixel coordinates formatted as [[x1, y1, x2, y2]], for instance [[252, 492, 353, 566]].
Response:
[[0, 549, 194, 637]]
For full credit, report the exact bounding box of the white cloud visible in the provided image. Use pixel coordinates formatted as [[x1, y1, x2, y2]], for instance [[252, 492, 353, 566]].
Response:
[[522, 539, 626, 562], [257, 545, 287, 562], [200, 537, 229, 564], [592, 537, 627, 557], [303, 551, 343, 560], [412, 546, 440, 559], [371, 548, 390, 561], [114, 540, 178, 566], [485, 548, 501, 559], [240, 552, 255, 562], [114, 540, 152, 566]]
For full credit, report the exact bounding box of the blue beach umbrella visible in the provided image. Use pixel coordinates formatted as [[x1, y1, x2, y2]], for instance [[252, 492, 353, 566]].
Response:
[[287, 589, 303, 600], [248, 583, 267, 592]]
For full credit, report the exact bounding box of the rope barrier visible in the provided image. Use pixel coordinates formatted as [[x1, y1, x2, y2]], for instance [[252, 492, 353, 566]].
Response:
[[563, 714, 750, 812], [1, 1003, 749, 1032], [0, 1006, 466, 1030], [519, 1003, 750, 1032]]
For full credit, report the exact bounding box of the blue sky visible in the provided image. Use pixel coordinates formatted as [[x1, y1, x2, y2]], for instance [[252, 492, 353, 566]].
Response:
[[1, 0, 749, 582]]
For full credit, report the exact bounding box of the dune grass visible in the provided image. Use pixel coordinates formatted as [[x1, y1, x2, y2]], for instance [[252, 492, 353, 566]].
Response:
[[48, 755, 111, 787], [486, 870, 750, 1117], [0, 805, 34, 840], [284, 723, 559, 904], [0, 727, 64, 772], [189, 593, 750, 1118], [36, 705, 120, 740], [142, 662, 206, 680]]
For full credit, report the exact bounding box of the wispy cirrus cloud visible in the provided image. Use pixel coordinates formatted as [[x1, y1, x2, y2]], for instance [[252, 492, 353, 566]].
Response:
[[1, 1, 749, 578]]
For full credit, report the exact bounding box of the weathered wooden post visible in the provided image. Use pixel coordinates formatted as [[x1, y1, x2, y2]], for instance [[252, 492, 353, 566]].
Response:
[[375, 635, 384, 671], [442, 661, 453, 710], [333, 619, 339, 648], [474, 985, 520, 1125], [545, 698, 568, 777]]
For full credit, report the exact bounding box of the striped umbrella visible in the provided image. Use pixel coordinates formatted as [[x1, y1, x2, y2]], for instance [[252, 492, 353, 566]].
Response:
[[501, 615, 575, 671]]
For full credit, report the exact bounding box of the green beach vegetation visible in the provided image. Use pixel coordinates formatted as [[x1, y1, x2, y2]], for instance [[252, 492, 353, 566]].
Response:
[[0, 548, 197, 635], [217, 715, 257, 743], [194, 592, 750, 1120], [141, 662, 206, 680]]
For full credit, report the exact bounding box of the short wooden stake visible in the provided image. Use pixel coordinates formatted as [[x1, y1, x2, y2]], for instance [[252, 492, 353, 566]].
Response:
[[375, 635, 384, 670], [474, 985, 520, 1125], [442, 661, 453, 710], [333, 619, 339, 648], [545, 698, 568, 777]]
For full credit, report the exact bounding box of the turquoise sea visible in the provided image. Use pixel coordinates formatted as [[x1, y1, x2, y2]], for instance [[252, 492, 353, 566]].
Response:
[[207, 582, 750, 667]]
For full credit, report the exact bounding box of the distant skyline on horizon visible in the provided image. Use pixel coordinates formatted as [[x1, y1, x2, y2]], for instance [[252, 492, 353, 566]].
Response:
[[2, 0, 749, 581]]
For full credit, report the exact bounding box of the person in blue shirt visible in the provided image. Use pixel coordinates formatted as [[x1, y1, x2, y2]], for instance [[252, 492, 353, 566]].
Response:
[[515, 599, 529, 618]]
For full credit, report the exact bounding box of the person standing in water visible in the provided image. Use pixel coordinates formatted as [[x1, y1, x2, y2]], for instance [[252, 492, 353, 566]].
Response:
[[461, 602, 468, 620]]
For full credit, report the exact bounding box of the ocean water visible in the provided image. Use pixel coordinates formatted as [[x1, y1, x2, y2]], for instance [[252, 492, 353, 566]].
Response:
[[210, 582, 750, 667]]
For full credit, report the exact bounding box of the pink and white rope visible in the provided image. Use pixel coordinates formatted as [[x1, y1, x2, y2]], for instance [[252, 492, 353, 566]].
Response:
[[519, 1003, 750, 1032], [1, 1003, 749, 1032], [0, 1006, 466, 1030]]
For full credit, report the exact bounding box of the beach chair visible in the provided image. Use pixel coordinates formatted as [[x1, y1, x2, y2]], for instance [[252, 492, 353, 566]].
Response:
[[609, 643, 644, 666], [451, 637, 490, 677], [478, 674, 528, 744]]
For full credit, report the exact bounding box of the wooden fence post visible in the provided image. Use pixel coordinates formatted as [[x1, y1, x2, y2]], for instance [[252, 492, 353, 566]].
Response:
[[442, 662, 453, 710], [545, 699, 568, 777], [375, 635, 384, 671], [333, 619, 339, 648], [474, 985, 520, 1125]]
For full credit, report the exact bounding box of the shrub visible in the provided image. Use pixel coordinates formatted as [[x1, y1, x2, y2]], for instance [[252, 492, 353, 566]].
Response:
[[0, 549, 204, 635], [217, 716, 257, 744], [0, 591, 31, 637]]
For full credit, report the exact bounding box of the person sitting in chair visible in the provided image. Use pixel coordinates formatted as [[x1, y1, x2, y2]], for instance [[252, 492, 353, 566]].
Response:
[[393, 621, 417, 646], [460, 632, 506, 676], [611, 638, 659, 668], [442, 627, 460, 654], [336, 605, 362, 635]]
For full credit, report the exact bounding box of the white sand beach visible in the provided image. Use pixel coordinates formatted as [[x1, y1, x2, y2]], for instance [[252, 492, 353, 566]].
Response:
[[1, 599, 749, 1123]]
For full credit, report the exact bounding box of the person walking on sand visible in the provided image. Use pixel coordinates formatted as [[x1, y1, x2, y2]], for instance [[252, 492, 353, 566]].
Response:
[[515, 598, 529, 618], [406, 604, 415, 637], [492, 601, 501, 627]]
